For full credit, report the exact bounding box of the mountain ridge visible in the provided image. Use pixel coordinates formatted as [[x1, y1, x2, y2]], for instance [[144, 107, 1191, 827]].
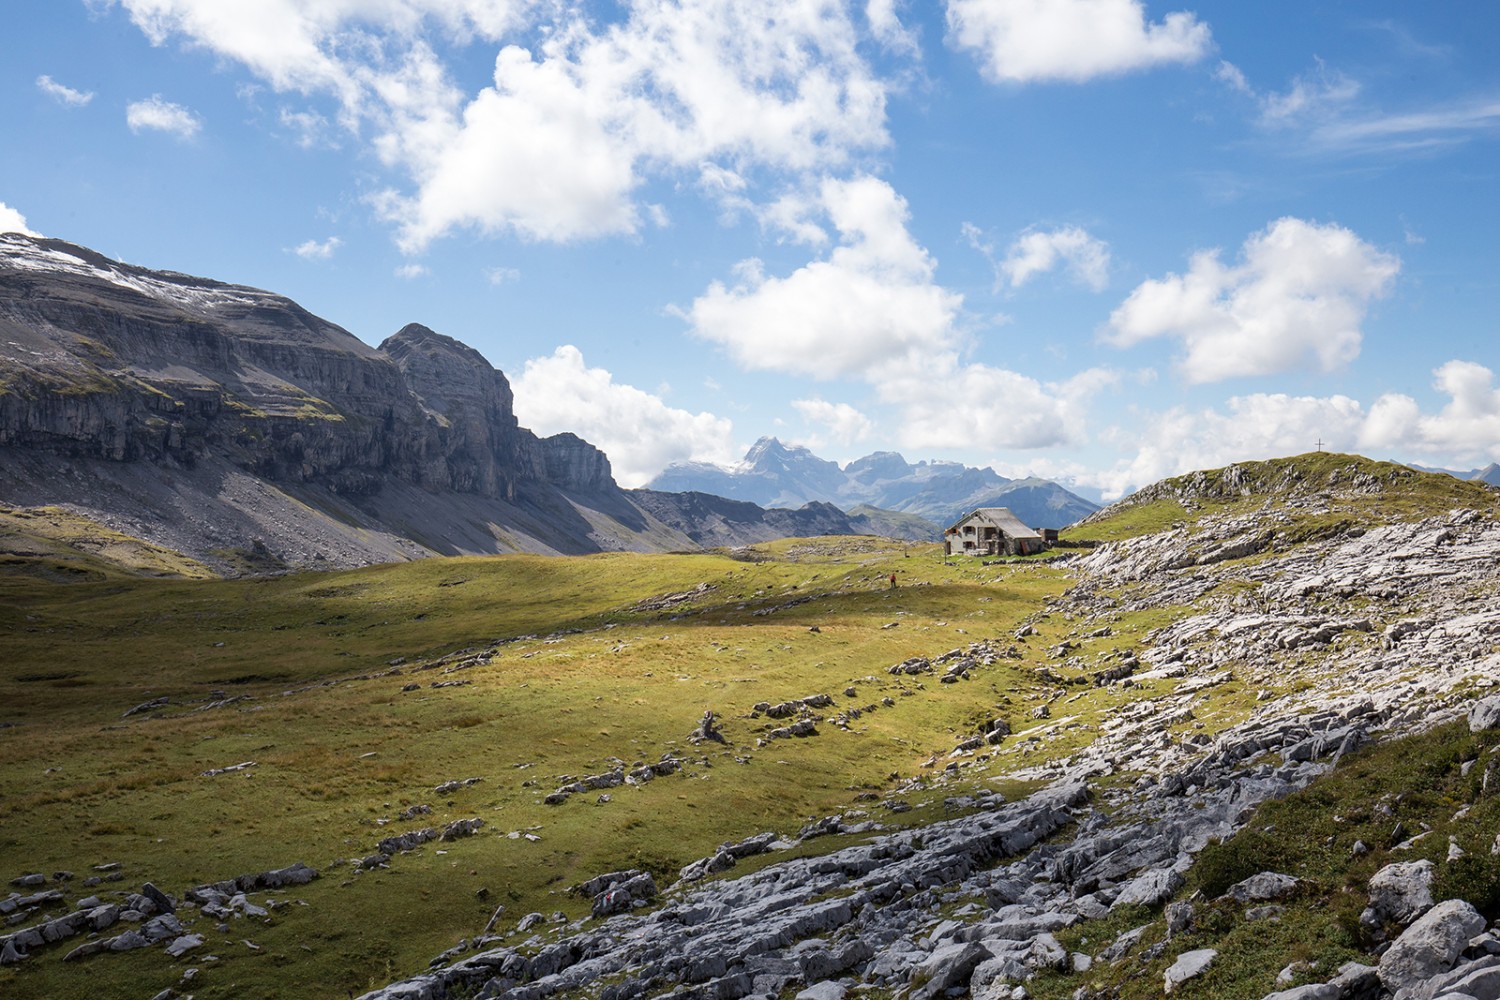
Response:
[[647, 436, 1099, 531], [0, 233, 917, 573]]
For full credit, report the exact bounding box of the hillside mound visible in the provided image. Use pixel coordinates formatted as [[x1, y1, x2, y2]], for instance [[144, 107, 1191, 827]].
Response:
[[1071, 452, 1496, 545]]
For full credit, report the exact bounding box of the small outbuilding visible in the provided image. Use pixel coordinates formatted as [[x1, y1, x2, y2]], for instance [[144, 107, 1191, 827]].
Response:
[[944, 507, 1045, 557]]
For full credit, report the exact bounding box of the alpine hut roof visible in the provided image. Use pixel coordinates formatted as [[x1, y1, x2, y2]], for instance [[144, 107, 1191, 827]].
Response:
[[944, 507, 1042, 539]]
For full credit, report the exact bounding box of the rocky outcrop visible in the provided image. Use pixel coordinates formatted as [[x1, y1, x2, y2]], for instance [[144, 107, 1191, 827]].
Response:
[[0, 238, 614, 507]]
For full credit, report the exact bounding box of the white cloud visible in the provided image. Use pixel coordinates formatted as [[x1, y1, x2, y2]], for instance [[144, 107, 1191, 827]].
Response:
[[280, 107, 334, 148], [485, 266, 520, 285], [792, 398, 874, 445], [126, 95, 202, 138], [111, 0, 528, 108], [1365, 361, 1500, 460], [112, 0, 895, 249], [1106, 217, 1399, 383], [384, 2, 890, 247], [1311, 96, 1500, 155], [1213, 60, 1250, 95], [1259, 60, 1360, 127], [866, 0, 919, 54], [1212, 58, 1495, 158], [292, 236, 342, 260], [36, 75, 94, 107], [1001, 226, 1110, 291], [1080, 360, 1500, 498], [945, 0, 1212, 84], [684, 175, 961, 379], [511, 345, 737, 486], [880, 358, 1116, 451], [0, 202, 39, 236], [394, 262, 428, 279]]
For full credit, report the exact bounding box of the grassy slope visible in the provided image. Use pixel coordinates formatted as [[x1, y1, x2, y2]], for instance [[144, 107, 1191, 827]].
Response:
[[1, 453, 1494, 999], [0, 505, 215, 581], [1064, 452, 1498, 543], [0, 536, 1081, 999]]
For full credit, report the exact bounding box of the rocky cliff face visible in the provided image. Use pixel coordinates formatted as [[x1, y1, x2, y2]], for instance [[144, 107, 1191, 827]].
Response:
[[0, 234, 922, 569], [0, 234, 615, 504]]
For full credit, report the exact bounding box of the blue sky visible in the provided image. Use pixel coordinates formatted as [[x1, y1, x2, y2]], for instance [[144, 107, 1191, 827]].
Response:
[[3, 2, 1498, 496]]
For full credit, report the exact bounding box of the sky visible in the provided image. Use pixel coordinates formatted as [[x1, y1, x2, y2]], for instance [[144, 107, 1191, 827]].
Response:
[[2, 1, 1499, 498]]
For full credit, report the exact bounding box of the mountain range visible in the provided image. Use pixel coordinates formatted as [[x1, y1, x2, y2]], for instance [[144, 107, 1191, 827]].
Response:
[[647, 437, 1099, 533], [1408, 461, 1500, 487], [0, 233, 929, 574]]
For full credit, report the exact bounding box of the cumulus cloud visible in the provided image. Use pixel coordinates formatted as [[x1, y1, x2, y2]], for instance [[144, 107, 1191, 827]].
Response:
[[1079, 360, 1500, 499], [1001, 226, 1110, 291], [684, 176, 961, 379], [945, 0, 1212, 84], [485, 266, 520, 285], [866, 0, 919, 54], [37, 74, 94, 107], [126, 95, 202, 138], [0, 202, 39, 236], [111, 0, 526, 107], [792, 398, 874, 445], [394, 262, 428, 279], [511, 345, 736, 486], [880, 358, 1116, 451], [112, 1, 896, 248], [1106, 217, 1399, 383], [1365, 361, 1500, 459], [387, 2, 889, 247], [292, 236, 342, 260], [1089, 392, 1367, 498]]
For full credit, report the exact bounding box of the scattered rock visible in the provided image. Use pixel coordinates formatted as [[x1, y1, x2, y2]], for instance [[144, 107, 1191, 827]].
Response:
[[1164, 949, 1216, 993], [1469, 694, 1500, 732], [1378, 899, 1485, 993], [1362, 859, 1435, 930]]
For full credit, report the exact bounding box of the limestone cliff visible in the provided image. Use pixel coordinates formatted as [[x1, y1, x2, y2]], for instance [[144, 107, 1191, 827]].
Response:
[[0, 233, 666, 568], [0, 234, 619, 504], [0, 233, 900, 571]]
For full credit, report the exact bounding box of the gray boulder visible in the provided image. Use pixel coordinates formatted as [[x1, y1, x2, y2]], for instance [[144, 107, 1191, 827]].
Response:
[[165, 933, 204, 957], [910, 941, 992, 1000], [107, 929, 150, 951], [1413, 954, 1500, 1000], [1379, 899, 1486, 993], [1113, 864, 1184, 909], [1364, 860, 1436, 928], [1469, 694, 1500, 732], [1259, 986, 1340, 1000], [1165, 948, 1217, 993], [1224, 872, 1300, 904], [795, 983, 847, 1000]]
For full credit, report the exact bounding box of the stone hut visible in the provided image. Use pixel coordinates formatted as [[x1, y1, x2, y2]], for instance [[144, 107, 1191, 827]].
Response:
[[944, 507, 1045, 557]]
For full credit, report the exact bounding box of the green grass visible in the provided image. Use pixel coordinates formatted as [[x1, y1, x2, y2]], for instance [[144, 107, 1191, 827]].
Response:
[[1, 451, 1492, 999], [0, 536, 1077, 999], [0, 505, 216, 581], [1066, 452, 1497, 544]]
